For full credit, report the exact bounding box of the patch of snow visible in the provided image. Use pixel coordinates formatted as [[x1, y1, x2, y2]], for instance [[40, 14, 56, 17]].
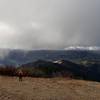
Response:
[[64, 46, 100, 51]]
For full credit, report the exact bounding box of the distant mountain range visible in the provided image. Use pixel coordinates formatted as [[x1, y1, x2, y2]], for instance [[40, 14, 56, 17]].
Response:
[[64, 46, 100, 51], [0, 48, 100, 65], [0, 48, 100, 82]]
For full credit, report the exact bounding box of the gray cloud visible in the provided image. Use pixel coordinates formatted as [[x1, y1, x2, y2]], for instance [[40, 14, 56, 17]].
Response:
[[0, 0, 99, 50]]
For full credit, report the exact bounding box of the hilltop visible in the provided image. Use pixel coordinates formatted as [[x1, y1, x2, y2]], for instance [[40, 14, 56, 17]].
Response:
[[0, 76, 100, 100]]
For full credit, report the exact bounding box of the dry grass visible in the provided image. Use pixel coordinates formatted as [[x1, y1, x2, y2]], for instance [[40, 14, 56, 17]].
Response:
[[0, 76, 100, 100]]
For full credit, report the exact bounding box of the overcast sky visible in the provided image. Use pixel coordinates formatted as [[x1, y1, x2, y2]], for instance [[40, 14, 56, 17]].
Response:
[[0, 0, 99, 50]]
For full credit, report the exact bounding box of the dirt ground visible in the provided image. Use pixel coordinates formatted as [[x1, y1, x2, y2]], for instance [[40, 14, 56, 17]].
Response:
[[0, 76, 100, 100]]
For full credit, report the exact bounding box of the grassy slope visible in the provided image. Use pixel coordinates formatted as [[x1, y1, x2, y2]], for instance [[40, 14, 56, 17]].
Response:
[[0, 76, 100, 100]]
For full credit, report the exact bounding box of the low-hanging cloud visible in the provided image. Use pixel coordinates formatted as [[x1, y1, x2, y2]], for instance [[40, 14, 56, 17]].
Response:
[[0, 0, 99, 50]]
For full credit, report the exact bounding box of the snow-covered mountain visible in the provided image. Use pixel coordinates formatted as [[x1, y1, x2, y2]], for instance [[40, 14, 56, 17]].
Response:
[[64, 46, 100, 51]]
